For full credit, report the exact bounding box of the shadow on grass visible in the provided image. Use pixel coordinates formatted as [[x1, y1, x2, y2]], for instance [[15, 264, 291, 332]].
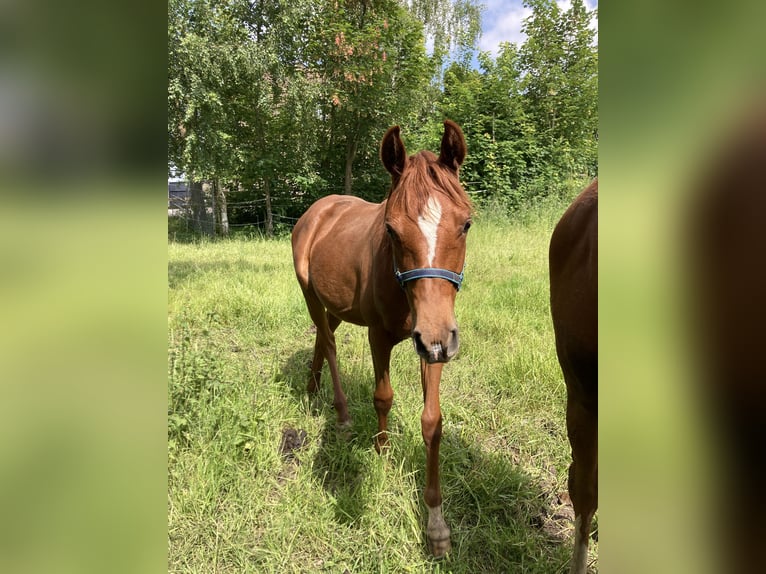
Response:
[[435, 430, 574, 573], [281, 348, 579, 573], [281, 347, 379, 526]]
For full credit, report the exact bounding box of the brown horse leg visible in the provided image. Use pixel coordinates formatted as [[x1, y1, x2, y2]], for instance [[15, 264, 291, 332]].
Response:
[[368, 327, 394, 452], [307, 312, 341, 393], [301, 289, 349, 426], [324, 313, 351, 428], [567, 397, 597, 574], [420, 360, 451, 558]]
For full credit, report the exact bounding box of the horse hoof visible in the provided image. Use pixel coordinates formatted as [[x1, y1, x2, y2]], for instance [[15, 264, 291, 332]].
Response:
[[428, 535, 451, 559], [426, 506, 451, 558], [335, 419, 352, 440], [374, 435, 389, 453]]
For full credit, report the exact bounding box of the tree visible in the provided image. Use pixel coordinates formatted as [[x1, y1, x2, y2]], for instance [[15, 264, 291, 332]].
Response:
[[168, 0, 253, 235], [519, 0, 597, 180], [235, 0, 324, 234], [168, 0, 323, 236], [559, 0, 598, 174], [168, 0, 595, 233], [438, 46, 532, 204], [311, 1, 432, 198], [433, 0, 597, 206], [407, 0, 483, 65]]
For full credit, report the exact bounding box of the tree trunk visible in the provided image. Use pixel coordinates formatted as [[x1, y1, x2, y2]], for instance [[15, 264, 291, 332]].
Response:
[[325, 107, 336, 180], [201, 182, 215, 236], [189, 181, 211, 236], [210, 179, 216, 223], [213, 180, 229, 236], [264, 177, 274, 237], [343, 137, 358, 195]]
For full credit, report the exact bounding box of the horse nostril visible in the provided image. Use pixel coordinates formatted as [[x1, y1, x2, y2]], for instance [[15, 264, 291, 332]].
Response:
[[413, 331, 448, 363], [412, 331, 428, 356], [447, 328, 460, 358]]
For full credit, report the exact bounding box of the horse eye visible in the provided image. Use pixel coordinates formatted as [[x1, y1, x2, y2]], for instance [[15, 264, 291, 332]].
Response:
[[385, 223, 397, 239], [463, 220, 472, 233]]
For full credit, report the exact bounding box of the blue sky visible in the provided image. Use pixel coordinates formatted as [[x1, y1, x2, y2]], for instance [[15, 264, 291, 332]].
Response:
[[478, 0, 598, 57]]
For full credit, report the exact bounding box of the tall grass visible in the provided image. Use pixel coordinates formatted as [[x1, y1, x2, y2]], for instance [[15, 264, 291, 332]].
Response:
[[168, 192, 597, 573]]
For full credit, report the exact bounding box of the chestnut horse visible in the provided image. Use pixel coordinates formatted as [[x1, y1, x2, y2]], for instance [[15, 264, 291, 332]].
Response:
[[549, 179, 598, 574], [291, 120, 471, 557]]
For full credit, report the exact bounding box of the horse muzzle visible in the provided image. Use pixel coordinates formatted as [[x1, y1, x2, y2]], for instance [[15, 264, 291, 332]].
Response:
[[412, 328, 460, 363]]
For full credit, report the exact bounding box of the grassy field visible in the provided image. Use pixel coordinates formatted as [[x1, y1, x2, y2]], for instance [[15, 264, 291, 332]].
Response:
[[168, 194, 597, 573]]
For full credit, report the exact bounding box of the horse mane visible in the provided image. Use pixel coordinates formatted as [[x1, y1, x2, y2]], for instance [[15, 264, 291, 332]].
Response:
[[386, 151, 472, 219]]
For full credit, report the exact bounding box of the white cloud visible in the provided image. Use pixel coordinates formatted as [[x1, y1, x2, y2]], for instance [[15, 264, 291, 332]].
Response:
[[478, 0, 598, 57], [478, 0, 531, 56]]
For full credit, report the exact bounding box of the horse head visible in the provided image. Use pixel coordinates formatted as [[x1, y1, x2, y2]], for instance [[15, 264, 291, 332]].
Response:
[[381, 120, 472, 364]]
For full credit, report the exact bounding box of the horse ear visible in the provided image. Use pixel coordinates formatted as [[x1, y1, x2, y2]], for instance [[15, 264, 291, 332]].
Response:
[[438, 119, 466, 172], [381, 125, 407, 183]]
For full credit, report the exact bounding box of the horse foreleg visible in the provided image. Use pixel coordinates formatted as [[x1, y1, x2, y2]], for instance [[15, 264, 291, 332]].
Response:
[[420, 360, 451, 558], [368, 328, 394, 452], [567, 397, 597, 574]]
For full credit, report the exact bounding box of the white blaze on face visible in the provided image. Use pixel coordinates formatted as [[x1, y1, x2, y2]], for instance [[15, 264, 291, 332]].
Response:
[[417, 196, 442, 266]]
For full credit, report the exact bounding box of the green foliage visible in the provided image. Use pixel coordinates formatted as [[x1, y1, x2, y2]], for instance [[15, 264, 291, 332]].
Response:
[[168, 0, 597, 233], [313, 0, 434, 199], [519, 0, 597, 177], [436, 0, 597, 210], [168, 324, 225, 448]]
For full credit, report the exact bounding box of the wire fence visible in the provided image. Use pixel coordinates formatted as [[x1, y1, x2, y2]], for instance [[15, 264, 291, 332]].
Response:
[[168, 185, 490, 237], [169, 196, 305, 237]]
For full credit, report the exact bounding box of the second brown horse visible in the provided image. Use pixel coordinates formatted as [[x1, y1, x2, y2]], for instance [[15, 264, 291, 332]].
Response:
[[291, 120, 472, 557], [549, 179, 598, 574]]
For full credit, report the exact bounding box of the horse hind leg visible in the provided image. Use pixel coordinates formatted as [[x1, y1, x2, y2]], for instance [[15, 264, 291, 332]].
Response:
[[307, 311, 341, 393], [324, 312, 350, 428], [567, 397, 597, 574], [301, 288, 349, 426], [307, 335, 323, 394]]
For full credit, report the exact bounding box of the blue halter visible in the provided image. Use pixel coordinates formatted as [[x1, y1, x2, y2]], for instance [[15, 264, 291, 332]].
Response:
[[394, 262, 465, 291]]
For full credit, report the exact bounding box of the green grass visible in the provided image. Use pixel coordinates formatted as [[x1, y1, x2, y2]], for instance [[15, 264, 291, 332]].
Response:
[[168, 196, 597, 573]]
